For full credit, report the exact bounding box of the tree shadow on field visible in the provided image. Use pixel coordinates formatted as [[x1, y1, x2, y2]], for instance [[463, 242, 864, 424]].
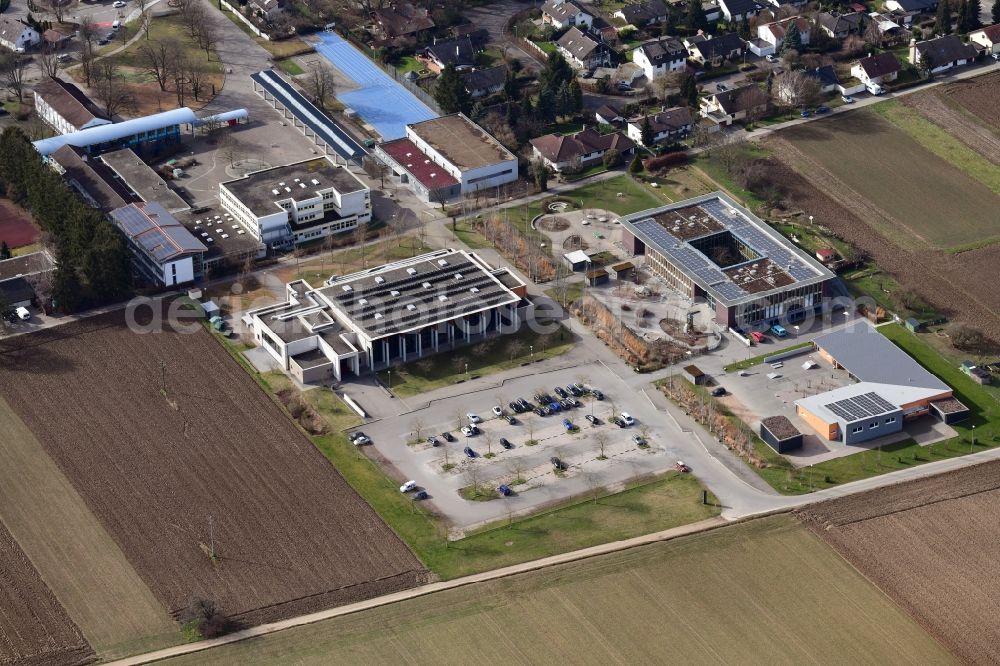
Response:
[[0, 346, 77, 376], [780, 109, 884, 143]]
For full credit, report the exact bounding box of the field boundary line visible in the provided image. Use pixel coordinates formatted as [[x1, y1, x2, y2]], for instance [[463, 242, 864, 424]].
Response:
[[106, 514, 747, 666]]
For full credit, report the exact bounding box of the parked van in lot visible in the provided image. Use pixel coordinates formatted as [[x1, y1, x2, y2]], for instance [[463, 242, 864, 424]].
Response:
[[770, 324, 787, 337], [112, 20, 121, 31]]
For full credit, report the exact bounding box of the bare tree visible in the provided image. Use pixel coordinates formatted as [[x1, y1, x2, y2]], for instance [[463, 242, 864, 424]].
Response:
[[93, 60, 136, 117], [410, 417, 425, 442], [0, 54, 29, 102], [186, 56, 207, 101], [37, 49, 60, 79], [139, 40, 172, 91], [180, 0, 207, 38], [304, 63, 336, 111], [194, 19, 219, 59], [453, 408, 466, 432], [26, 271, 54, 314], [220, 134, 242, 167], [354, 220, 369, 268], [46, 0, 78, 24], [524, 413, 536, 442], [362, 156, 390, 188], [78, 17, 98, 86], [594, 430, 609, 460], [141, 10, 154, 40], [773, 70, 821, 109], [482, 429, 494, 457], [736, 86, 768, 125]]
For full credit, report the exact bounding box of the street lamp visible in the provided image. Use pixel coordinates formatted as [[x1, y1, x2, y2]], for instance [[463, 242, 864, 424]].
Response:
[[465, 362, 469, 379], [972, 424, 976, 449], [387, 368, 391, 389], [530, 344, 534, 360]]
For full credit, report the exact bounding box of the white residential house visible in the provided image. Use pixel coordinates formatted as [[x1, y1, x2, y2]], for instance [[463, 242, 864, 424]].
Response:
[[626, 107, 694, 146], [757, 16, 811, 50], [909, 35, 978, 73], [969, 24, 1000, 55], [0, 18, 40, 52], [851, 51, 902, 88], [632, 37, 687, 80], [541, 0, 594, 30]]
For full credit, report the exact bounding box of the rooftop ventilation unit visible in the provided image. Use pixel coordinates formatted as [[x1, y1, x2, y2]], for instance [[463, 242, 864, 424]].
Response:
[[470, 287, 480, 293], [373, 312, 383, 319], [311, 179, 320, 185], [438, 295, 448, 302], [454, 273, 463, 279], [284, 187, 292, 193], [375, 276, 385, 284], [358, 298, 368, 305], [390, 290, 400, 297], [422, 282, 432, 289], [342, 285, 352, 292], [294, 178, 300, 182], [271, 189, 280, 195], [279, 182, 285, 187], [407, 267, 417, 275], [406, 304, 417, 311], [299, 183, 307, 188], [438, 259, 449, 266]]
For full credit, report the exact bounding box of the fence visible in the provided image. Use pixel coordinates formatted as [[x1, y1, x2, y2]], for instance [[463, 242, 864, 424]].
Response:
[[220, 0, 271, 41]]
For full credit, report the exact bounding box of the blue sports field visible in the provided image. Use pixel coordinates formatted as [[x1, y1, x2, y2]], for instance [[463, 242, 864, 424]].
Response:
[[314, 33, 437, 140]]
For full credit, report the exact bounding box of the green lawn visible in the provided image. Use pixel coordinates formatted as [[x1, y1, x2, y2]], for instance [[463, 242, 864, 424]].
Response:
[[694, 149, 769, 212], [544, 281, 584, 308], [534, 40, 557, 55], [376, 325, 576, 397], [872, 100, 1000, 196], [393, 55, 426, 75], [276, 58, 304, 76], [556, 174, 664, 216]]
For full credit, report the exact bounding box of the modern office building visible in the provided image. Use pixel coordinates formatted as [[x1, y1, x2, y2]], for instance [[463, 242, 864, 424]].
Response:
[[219, 156, 371, 251], [109, 202, 207, 287]]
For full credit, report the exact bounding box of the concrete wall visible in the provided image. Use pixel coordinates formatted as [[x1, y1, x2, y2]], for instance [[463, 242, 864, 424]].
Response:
[[842, 409, 902, 445]]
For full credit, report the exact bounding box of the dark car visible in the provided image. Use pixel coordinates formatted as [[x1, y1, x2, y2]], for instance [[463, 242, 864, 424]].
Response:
[[568, 385, 582, 396], [427, 436, 439, 447], [518, 398, 532, 409], [504, 414, 517, 425], [711, 387, 726, 397], [571, 398, 582, 407], [441, 431, 455, 442], [800, 110, 812, 118], [413, 490, 429, 501], [816, 105, 830, 114], [470, 424, 480, 435], [585, 414, 600, 425], [611, 416, 627, 428], [498, 484, 513, 496], [463, 446, 476, 458], [98, 36, 111, 45], [559, 399, 573, 409], [592, 389, 604, 401], [550, 456, 567, 470], [554, 387, 568, 398], [509, 401, 523, 413], [500, 437, 513, 449], [534, 407, 546, 416]]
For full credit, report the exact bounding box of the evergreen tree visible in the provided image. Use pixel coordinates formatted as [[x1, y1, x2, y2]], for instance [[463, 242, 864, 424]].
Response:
[[993, 0, 1000, 25], [967, 0, 982, 29], [503, 67, 517, 100], [781, 21, 803, 54], [433, 64, 469, 114], [628, 152, 643, 174], [936, 0, 952, 34], [569, 79, 583, 113], [532, 160, 549, 191], [0, 241, 9, 260], [680, 73, 698, 107], [556, 81, 572, 117], [536, 87, 556, 122], [686, 0, 707, 31], [520, 94, 534, 119], [739, 15, 751, 39], [957, 0, 970, 32], [641, 115, 655, 145], [540, 51, 573, 94]]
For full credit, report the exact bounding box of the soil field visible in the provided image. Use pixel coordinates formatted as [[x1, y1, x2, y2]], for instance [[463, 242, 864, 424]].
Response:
[[0, 522, 95, 666], [159, 515, 952, 666], [933, 70, 1000, 131], [778, 109, 1000, 251], [799, 460, 1000, 665], [0, 310, 427, 628], [901, 84, 1000, 166], [0, 198, 39, 249], [764, 140, 1000, 340], [0, 395, 178, 660]]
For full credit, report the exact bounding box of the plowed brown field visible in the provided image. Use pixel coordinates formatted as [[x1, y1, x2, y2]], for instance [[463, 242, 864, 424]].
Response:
[[799, 460, 1000, 665], [0, 522, 95, 666], [0, 310, 427, 627], [934, 70, 1000, 131]]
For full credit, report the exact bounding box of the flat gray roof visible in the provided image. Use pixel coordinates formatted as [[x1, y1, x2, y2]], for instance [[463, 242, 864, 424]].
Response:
[[100, 149, 189, 213], [621, 192, 835, 306], [221, 157, 366, 218], [814, 323, 949, 392]]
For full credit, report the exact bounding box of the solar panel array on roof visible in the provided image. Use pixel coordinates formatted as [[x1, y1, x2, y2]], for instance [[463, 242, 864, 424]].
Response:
[[824, 391, 898, 422], [109, 202, 206, 263]]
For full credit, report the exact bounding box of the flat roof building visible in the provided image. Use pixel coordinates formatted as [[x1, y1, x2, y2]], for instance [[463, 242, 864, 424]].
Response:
[[219, 156, 371, 251], [795, 323, 966, 444], [109, 202, 207, 287], [48, 145, 135, 211], [176, 207, 265, 275], [245, 248, 528, 383], [620, 192, 837, 330], [100, 148, 190, 213], [375, 113, 518, 203]]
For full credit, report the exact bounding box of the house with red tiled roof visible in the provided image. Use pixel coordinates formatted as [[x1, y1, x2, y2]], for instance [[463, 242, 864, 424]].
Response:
[[969, 24, 1000, 56], [530, 127, 635, 172]]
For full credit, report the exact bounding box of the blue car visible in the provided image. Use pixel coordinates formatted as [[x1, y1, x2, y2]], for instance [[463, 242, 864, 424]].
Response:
[[498, 484, 512, 496], [463, 446, 476, 458], [549, 402, 561, 413], [562, 418, 574, 431], [800, 110, 811, 118], [770, 324, 788, 338], [816, 105, 830, 114]]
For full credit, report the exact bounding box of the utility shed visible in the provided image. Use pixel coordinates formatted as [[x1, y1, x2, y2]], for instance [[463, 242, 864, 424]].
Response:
[[760, 415, 803, 453], [682, 364, 707, 385], [563, 249, 591, 272]]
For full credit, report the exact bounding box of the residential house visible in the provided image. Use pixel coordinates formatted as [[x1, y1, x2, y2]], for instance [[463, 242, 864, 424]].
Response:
[[702, 1, 722, 22], [33, 77, 111, 136], [614, 0, 669, 26], [461, 66, 507, 98], [868, 13, 909, 45], [590, 16, 620, 42], [541, 0, 594, 30], [425, 37, 476, 72], [41, 29, 71, 50], [632, 37, 687, 80], [0, 18, 40, 52], [626, 106, 694, 145], [802, 65, 840, 92], [757, 16, 811, 51], [529, 127, 636, 172], [717, 0, 760, 21], [371, 2, 435, 43], [557, 27, 613, 69], [595, 104, 624, 124], [910, 35, 978, 72], [851, 51, 901, 87], [761, 0, 809, 9], [970, 23, 1000, 55], [249, 0, 283, 19], [884, 0, 937, 16], [775, 66, 839, 103], [816, 12, 866, 39], [699, 84, 769, 125], [686, 32, 745, 66]]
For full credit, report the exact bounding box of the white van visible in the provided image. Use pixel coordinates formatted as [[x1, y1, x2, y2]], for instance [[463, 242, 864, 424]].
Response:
[[14, 306, 30, 321], [866, 82, 885, 96], [112, 19, 121, 31]]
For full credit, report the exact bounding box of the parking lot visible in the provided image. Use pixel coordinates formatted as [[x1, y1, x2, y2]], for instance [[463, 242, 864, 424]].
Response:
[[352, 364, 693, 530]]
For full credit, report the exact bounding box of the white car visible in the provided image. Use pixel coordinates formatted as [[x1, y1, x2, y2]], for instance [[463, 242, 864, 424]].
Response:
[[620, 412, 635, 426], [765, 54, 778, 63], [352, 435, 370, 446], [399, 480, 417, 493], [467, 413, 481, 424], [492, 406, 503, 417], [461, 425, 474, 437], [841, 95, 854, 104], [113, 0, 127, 6], [14, 306, 30, 321]]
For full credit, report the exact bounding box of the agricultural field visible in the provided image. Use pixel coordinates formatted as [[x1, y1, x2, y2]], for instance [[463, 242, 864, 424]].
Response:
[[928, 70, 1000, 131], [799, 460, 1000, 664], [0, 309, 427, 629], [159, 515, 951, 665], [0, 395, 178, 660], [899, 83, 1000, 166], [777, 108, 1000, 251], [0, 523, 95, 666]]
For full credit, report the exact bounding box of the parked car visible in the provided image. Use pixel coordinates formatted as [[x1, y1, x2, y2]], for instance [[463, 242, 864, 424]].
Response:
[[559, 399, 573, 409], [467, 413, 481, 423], [441, 431, 455, 442], [610, 416, 626, 428], [620, 412, 635, 426], [554, 387, 568, 398], [461, 426, 475, 437], [585, 414, 600, 425], [352, 434, 370, 446], [98, 36, 111, 45], [509, 401, 523, 413], [591, 389, 604, 401], [675, 460, 691, 473], [711, 387, 726, 397], [572, 382, 586, 393], [427, 436, 439, 446], [816, 105, 830, 114], [841, 95, 854, 103], [562, 418, 574, 431], [716, 83, 727, 91], [113, 0, 127, 7], [534, 407, 546, 416], [550, 456, 567, 470], [492, 406, 504, 417], [463, 446, 476, 458], [548, 402, 561, 413], [800, 109, 811, 118], [567, 384, 582, 396], [498, 484, 513, 496], [765, 54, 778, 63], [504, 414, 516, 425], [770, 324, 787, 337], [616, 81, 632, 91], [399, 480, 417, 493], [500, 437, 513, 450], [571, 398, 582, 407], [413, 490, 429, 501], [631, 434, 647, 446], [750, 331, 765, 343]]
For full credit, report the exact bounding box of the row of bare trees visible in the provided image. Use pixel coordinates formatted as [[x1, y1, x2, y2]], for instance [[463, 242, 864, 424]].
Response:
[[138, 39, 212, 106]]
